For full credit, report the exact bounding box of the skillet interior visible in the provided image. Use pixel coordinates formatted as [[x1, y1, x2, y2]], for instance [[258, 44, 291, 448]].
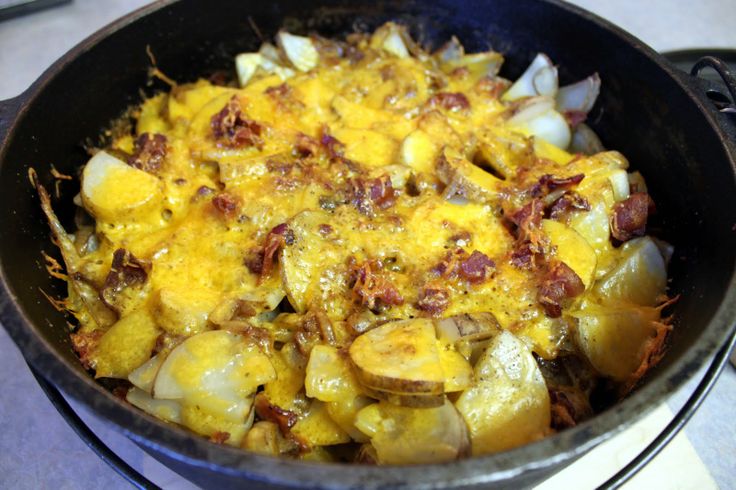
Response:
[[1, 0, 735, 488]]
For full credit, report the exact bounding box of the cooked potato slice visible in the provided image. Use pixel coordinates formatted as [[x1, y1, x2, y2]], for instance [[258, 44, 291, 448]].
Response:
[[81, 151, 162, 222], [126, 387, 182, 424], [291, 400, 351, 447], [439, 347, 473, 392], [326, 396, 374, 443], [92, 309, 160, 379], [263, 343, 307, 411], [277, 32, 319, 72], [153, 330, 276, 413], [305, 344, 361, 402], [455, 330, 550, 455], [361, 386, 446, 408], [400, 129, 437, 174], [349, 319, 444, 396], [594, 237, 667, 307], [128, 353, 165, 393], [354, 399, 470, 464], [280, 210, 346, 314], [435, 312, 501, 344], [572, 302, 662, 381], [436, 147, 503, 203], [180, 397, 255, 445], [542, 219, 597, 288]]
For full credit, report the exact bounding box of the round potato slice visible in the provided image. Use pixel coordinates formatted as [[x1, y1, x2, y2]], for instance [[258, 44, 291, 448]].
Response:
[[354, 399, 470, 465], [349, 319, 444, 396], [81, 151, 163, 222]]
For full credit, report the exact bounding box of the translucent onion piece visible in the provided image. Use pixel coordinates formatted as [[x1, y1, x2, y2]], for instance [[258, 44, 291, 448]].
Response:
[[556, 73, 601, 114], [570, 123, 605, 155], [277, 31, 319, 72], [502, 53, 554, 101], [532, 65, 559, 97]]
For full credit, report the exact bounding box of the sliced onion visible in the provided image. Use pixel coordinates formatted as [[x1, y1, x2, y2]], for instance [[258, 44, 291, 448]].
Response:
[[556, 73, 601, 114], [505, 96, 556, 125], [382, 30, 410, 58], [569, 123, 605, 155], [235, 53, 263, 87], [608, 169, 630, 202], [521, 109, 571, 149], [259, 42, 281, 62], [277, 31, 319, 72], [502, 53, 554, 101], [532, 65, 559, 97], [434, 36, 464, 63]]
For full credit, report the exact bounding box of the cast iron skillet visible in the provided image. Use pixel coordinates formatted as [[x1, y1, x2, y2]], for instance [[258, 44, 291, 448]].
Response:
[[1, 0, 736, 488]]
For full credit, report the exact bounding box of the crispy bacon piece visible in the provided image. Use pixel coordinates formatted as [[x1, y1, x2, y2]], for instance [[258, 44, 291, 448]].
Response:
[[426, 92, 470, 112], [530, 174, 585, 198], [100, 248, 149, 312], [549, 387, 593, 430], [432, 248, 495, 284], [254, 393, 298, 435], [510, 241, 538, 270], [70, 330, 104, 370], [537, 261, 585, 318], [563, 110, 588, 128], [128, 133, 167, 173], [459, 250, 496, 284], [243, 247, 265, 274], [295, 309, 336, 355], [509, 198, 545, 246], [416, 286, 450, 316], [548, 192, 591, 219], [295, 132, 320, 157], [261, 223, 294, 278], [210, 96, 264, 149], [320, 128, 346, 159], [348, 175, 397, 215], [475, 77, 510, 98], [349, 258, 404, 311], [209, 431, 231, 444], [212, 192, 240, 218], [610, 192, 653, 242]]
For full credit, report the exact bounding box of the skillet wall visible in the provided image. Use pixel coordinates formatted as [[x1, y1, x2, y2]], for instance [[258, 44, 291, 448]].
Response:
[[0, 0, 735, 485]]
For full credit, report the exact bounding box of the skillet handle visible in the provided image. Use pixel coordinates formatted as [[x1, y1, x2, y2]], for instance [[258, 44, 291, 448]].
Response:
[[0, 95, 22, 144], [690, 56, 736, 114]]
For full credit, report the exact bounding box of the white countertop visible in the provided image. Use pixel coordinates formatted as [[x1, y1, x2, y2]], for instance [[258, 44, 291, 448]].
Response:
[[1, 1, 734, 489]]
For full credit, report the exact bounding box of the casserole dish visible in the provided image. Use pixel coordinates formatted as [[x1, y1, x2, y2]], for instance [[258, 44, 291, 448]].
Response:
[[1, 0, 735, 487]]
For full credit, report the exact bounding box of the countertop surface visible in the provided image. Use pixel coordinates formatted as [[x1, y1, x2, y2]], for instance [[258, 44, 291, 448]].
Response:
[[1, 1, 735, 489]]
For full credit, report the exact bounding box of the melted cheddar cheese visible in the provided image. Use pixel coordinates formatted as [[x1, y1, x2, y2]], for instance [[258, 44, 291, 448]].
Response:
[[40, 23, 672, 463]]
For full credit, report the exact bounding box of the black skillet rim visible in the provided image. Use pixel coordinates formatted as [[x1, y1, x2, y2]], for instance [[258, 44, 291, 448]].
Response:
[[1, 0, 736, 488]]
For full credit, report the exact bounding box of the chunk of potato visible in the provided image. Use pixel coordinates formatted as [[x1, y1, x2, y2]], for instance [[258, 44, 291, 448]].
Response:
[[291, 400, 351, 447], [455, 330, 550, 455], [439, 347, 473, 392], [354, 399, 470, 464], [401, 129, 437, 174], [180, 397, 255, 446], [81, 151, 163, 222], [436, 147, 503, 203], [92, 309, 160, 379], [326, 396, 374, 443], [305, 344, 362, 402], [594, 237, 667, 307], [153, 330, 276, 421], [126, 387, 182, 424], [542, 219, 597, 288], [349, 319, 444, 396], [572, 302, 662, 381], [128, 353, 165, 393]]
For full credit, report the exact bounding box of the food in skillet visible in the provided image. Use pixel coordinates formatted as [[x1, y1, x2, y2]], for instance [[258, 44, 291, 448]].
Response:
[[34, 23, 674, 464]]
